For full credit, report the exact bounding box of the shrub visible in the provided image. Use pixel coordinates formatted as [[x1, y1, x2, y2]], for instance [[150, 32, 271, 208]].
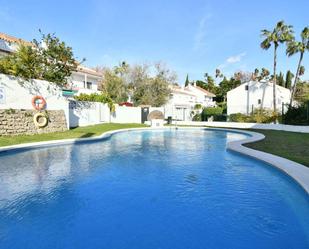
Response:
[[229, 113, 251, 122], [284, 103, 309, 125], [251, 109, 277, 123], [202, 107, 223, 121], [216, 102, 227, 114], [192, 114, 202, 121], [74, 93, 115, 112], [229, 108, 279, 123]]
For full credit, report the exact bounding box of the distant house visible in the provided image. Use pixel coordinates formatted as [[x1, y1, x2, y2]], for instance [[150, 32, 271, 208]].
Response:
[[68, 66, 102, 95], [0, 32, 32, 57], [227, 81, 291, 115], [164, 83, 216, 121], [0, 32, 102, 95]]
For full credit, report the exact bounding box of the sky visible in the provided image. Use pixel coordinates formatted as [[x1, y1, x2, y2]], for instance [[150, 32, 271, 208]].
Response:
[[0, 0, 308, 84]]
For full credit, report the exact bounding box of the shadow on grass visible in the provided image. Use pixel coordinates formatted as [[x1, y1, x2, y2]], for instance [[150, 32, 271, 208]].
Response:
[[79, 133, 96, 138]]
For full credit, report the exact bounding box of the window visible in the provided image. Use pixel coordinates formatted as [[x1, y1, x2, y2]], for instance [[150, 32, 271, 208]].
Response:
[[258, 99, 261, 104], [83, 81, 93, 89]]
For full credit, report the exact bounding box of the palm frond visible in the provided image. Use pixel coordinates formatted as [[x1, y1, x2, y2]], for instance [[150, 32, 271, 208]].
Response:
[[260, 38, 271, 49]]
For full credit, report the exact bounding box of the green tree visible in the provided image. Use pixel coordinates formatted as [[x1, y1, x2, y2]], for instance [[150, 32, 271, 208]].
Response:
[[102, 68, 128, 103], [217, 76, 241, 102], [0, 32, 78, 86], [294, 81, 309, 104], [286, 26, 309, 106], [215, 68, 223, 78], [285, 70, 294, 89], [0, 44, 42, 80], [203, 73, 217, 92], [260, 20, 294, 113], [132, 63, 173, 106], [185, 74, 190, 86], [277, 72, 285, 86]]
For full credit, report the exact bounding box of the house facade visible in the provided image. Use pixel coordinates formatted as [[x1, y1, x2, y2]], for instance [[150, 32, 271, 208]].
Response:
[[0, 32, 102, 95], [68, 66, 102, 95], [164, 83, 216, 121], [227, 80, 291, 115]]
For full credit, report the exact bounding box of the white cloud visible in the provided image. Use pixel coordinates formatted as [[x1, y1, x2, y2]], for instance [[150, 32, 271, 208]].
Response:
[[226, 52, 246, 63], [218, 52, 246, 69], [193, 14, 212, 51]]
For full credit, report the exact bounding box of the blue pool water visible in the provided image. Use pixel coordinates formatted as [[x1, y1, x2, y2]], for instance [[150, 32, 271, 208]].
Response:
[[0, 129, 308, 249]]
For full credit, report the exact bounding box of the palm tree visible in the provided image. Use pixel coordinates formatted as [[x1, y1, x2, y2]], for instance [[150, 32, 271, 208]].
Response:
[[260, 21, 294, 114], [286, 26, 309, 106]]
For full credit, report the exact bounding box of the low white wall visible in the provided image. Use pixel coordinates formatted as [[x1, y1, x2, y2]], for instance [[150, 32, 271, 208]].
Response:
[[173, 121, 309, 133], [0, 74, 70, 128], [69, 101, 109, 127], [111, 106, 141, 123]]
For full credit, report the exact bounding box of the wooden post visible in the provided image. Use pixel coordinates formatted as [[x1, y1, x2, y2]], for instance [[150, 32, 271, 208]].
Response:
[[282, 103, 284, 124]]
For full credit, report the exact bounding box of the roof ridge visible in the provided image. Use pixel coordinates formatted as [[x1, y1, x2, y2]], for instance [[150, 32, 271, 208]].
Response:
[[0, 32, 32, 46]]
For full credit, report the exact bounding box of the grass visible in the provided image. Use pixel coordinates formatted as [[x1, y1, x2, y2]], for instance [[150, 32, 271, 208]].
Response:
[[244, 129, 309, 167], [0, 123, 147, 147], [167, 124, 309, 167]]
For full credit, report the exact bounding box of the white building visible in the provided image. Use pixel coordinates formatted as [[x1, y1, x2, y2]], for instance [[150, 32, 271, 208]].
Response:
[[227, 81, 291, 115], [68, 66, 102, 95], [0, 32, 102, 95], [164, 83, 216, 121]]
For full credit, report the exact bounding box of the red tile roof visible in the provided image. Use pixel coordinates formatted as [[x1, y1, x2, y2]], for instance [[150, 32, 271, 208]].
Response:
[[0, 32, 32, 46]]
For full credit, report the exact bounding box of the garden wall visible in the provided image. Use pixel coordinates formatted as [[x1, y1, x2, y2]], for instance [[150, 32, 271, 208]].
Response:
[[0, 74, 70, 128], [0, 109, 67, 136]]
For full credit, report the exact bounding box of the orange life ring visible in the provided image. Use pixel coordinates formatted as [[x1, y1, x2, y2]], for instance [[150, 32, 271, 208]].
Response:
[[32, 96, 46, 111]]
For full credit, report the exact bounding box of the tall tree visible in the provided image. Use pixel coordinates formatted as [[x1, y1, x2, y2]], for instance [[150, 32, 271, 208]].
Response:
[[260, 20, 294, 113], [277, 72, 285, 86], [285, 70, 294, 89], [132, 62, 174, 106], [185, 74, 189, 86], [203, 73, 216, 92], [286, 26, 309, 106], [102, 68, 128, 103]]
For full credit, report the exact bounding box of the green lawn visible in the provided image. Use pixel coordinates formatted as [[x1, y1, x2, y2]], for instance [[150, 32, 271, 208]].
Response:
[[0, 123, 147, 147], [244, 129, 309, 167], [168, 124, 309, 167]]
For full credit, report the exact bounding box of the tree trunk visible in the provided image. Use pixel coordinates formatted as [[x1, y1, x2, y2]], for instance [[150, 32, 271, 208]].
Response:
[[289, 52, 303, 106], [273, 44, 277, 114]]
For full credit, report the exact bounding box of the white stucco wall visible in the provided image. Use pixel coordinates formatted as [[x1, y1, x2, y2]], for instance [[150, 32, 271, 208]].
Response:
[[0, 73, 70, 127], [227, 81, 291, 115], [111, 106, 142, 123]]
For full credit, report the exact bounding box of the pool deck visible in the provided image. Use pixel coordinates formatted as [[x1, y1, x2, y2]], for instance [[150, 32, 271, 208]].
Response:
[[0, 127, 308, 194]]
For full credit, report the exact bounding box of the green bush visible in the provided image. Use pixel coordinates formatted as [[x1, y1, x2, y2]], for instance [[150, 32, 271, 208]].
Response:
[[216, 102, 227, 114], [229, 113, 251, 122], [229, 108, 279, 123], [202, 107, 223, 121], [192, 114, 202, 121], [74, 93, 115, 112], [284, 103, 309, 125]]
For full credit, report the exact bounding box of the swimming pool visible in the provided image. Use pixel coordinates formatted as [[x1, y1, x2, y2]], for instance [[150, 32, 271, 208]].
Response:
[[0, 129, 308, 249]]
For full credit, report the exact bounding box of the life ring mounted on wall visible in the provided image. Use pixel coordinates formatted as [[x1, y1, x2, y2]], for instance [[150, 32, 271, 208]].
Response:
[[32, 96, 46, 111], [33, 112, 48, 128]]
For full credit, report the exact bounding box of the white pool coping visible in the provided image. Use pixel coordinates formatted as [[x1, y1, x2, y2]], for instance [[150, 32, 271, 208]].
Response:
[[0, 127, 308, 194]]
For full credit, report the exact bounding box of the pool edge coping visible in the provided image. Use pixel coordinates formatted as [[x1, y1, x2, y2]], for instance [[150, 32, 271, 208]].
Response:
[[0, 126, 308, 194]]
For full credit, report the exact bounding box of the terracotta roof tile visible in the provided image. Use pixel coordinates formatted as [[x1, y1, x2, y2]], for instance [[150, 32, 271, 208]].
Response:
[[0, 32, 32, 46]]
